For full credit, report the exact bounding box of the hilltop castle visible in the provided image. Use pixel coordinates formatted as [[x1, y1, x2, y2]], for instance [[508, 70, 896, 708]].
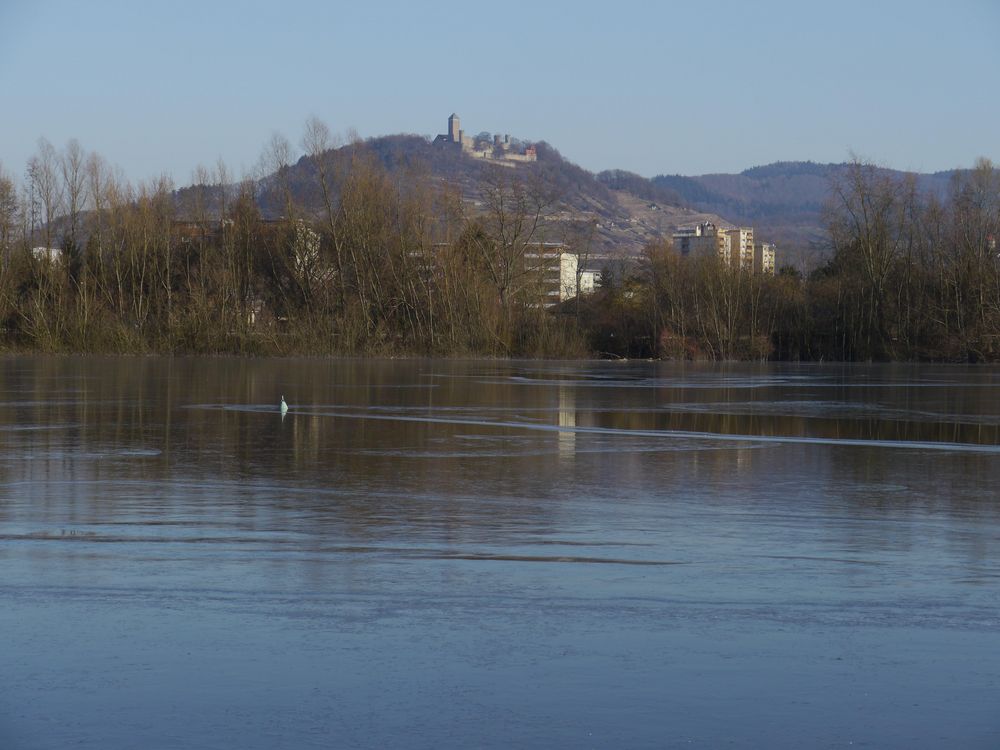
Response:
[[433, 113, 537, 164]]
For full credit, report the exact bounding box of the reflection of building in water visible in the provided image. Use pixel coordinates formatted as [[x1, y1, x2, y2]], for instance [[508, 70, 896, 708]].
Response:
[[557, 384, 576, 459], [734, 446, 754, 470]]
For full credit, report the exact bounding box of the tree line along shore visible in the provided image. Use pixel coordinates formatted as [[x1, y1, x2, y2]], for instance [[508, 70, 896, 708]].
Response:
[[1, 127, 998, 362]]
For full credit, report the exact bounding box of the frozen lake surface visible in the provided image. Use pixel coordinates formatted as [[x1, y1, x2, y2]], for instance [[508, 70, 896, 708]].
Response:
[[1, 356, 999, 749]]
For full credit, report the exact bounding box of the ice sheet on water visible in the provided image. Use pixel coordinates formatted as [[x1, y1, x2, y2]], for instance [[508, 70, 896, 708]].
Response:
[[0, 399, 127, 407], [415, 550, 688, 566], [14, 447, 162, 461], [188, 402, 1000, 453], [0, 422, 78, 432], [660, 400, 1000, 425], [426, 365, 1000, 391]]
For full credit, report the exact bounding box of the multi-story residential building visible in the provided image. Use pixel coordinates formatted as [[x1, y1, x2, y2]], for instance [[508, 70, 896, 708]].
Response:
[[524, 243, 578, 307], [754, 242, 776, 274], [672, 222, 730, 261], [31, 247, 63, 263], [674, 223, 775, 273], [578, 269, 600, 295], [725, 227, 754, 269]]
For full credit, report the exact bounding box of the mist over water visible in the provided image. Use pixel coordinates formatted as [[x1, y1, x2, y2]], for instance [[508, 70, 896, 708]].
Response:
[[2, 356, 999, 749]]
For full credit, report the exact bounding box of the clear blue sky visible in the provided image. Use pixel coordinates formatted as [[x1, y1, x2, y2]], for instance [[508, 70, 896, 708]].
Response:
[[2, 0, 997, 184]]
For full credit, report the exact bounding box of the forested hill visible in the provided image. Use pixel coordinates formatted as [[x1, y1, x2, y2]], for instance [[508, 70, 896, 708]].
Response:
[[179, 136, 968, 267], [4, 132, 996, 361], [652, 162, 961, 263], [225, 134, 737, 258]]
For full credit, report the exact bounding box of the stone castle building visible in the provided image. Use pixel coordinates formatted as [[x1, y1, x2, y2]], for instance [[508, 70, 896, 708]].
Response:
[[434, 113, 474, 150], [433, 113, 536, 164]]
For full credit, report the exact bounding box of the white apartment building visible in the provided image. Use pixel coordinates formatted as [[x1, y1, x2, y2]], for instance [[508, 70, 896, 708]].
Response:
[[524, 244, 579, 307], [579, 269, 600, 295]]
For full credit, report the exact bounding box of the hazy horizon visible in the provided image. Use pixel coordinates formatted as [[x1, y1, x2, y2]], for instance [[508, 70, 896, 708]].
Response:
[[2, 0, 998, 185]]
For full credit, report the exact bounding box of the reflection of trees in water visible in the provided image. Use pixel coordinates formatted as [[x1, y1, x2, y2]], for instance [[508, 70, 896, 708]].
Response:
[[586, 375, 1000, 446], [2, 356, 999, 541], [0, 356, 571, 539]]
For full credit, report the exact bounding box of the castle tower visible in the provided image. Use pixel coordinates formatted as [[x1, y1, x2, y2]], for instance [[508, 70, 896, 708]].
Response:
[[448, 113, 460, 143]]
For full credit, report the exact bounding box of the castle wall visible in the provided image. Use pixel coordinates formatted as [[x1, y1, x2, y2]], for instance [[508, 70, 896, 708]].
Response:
[[435, 113, 536, 163]]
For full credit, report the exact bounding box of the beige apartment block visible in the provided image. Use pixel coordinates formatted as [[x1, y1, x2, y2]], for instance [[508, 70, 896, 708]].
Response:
[[673, 222, 730, 261], [674, 223, 775, 273], [754, 242, 776, 274], [725, 228, 754, 269]]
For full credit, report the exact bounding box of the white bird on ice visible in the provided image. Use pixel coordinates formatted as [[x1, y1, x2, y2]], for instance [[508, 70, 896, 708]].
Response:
[[280, 395, 288, 415]]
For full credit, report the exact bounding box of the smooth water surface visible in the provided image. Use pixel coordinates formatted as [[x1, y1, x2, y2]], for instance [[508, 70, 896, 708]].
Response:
[[1, 356, 999, 749]]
